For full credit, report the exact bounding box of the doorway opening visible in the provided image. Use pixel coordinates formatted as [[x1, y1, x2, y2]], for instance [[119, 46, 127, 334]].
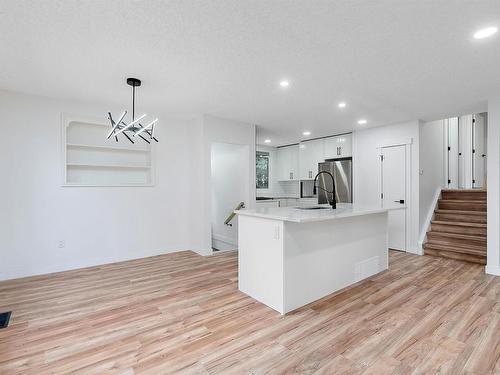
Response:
[[444, 113, 487, 189], [210, 142, 249, 253]]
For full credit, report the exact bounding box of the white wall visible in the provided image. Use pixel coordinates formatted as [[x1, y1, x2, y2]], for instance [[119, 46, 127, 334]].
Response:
[[486, 98, 500, 276], [0, 90, 196, 280], [419, 120, 445, 242], [353, 121, 420, 254], [211, 142, 249, 249]]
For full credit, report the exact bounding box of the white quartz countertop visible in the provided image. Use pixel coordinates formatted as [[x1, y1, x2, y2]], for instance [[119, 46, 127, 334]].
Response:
[[235, 203, 405, 223]]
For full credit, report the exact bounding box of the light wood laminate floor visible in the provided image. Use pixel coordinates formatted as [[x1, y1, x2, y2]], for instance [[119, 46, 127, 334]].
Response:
[[1, 250, 499, 374]]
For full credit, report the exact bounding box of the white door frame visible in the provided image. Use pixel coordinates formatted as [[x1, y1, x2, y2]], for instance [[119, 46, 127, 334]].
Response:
[[444, 117, 459, 188], [472, 113, 486, 189], [377, 139, 412, 252]]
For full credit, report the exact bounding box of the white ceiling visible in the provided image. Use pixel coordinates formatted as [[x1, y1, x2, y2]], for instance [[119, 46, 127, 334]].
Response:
[[1, 1, 499, 145]]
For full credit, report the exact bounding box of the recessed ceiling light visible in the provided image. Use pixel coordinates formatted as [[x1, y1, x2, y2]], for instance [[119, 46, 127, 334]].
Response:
[[303, 131, 311, 136], [338, 102, 347, 108], [264, 139, 271, 143], [357, 119, 367, 125], [473, 26, 498, 39], [280, 80, 290, 88]]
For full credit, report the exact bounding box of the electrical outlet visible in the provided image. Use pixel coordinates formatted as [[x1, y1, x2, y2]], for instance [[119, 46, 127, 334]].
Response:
[[58, 240, 65, 248], [273, 226, 280, 240]]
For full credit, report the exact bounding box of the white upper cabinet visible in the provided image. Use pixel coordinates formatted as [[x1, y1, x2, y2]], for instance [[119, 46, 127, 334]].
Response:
[[276, 145, 299, 180], [299, 139, 325, 180], [273, 133, 352, 183], [324, 134, 352, 159]]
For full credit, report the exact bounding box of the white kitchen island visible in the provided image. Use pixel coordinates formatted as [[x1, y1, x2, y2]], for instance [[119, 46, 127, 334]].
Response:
[[235, 203, 403, 315]]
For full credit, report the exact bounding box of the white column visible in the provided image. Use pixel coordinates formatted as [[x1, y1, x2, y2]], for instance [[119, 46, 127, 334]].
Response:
[[486, 98, 500, 275]]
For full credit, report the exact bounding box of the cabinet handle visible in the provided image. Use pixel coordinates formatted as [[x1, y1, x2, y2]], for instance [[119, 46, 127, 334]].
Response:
[[290, 172, 293, 180]]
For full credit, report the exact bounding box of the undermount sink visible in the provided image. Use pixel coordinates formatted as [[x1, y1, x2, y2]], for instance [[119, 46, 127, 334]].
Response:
[[295, 206, 332, 210]]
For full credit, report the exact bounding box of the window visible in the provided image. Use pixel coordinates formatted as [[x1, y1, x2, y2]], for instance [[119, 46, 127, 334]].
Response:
[[256, 151, 270, 189]]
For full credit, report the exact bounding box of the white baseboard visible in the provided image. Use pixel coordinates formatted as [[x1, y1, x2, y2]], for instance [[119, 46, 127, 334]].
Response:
[[212, 233, 237, 252], [406, 245, 423, 256], [0, 247, 186, 282], [192, 247, 213, 256], [485, 265, 500, 276]]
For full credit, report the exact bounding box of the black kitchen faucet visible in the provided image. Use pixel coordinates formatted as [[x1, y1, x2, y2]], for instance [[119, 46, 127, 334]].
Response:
[[313, 171, 337, 209]]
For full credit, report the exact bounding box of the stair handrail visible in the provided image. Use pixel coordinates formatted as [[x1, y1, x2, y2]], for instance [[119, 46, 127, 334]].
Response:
[[225, 201, 245, 226]]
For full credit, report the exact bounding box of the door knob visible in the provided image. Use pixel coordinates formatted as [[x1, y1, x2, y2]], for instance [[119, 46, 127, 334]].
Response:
[[394, 200, 405, 204]]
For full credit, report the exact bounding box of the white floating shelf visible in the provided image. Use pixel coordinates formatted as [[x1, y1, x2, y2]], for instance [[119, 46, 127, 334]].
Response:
[[67, 143, 150, 152], [63, 183, 154, 187], [67, 163, 151, 169], [62, 116, 155, 186]]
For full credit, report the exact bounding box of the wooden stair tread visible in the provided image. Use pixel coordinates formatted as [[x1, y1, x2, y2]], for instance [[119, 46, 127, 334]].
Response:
[[426, 238, 486, 251], [442, 189, 486, 192], [424, 242, 486, 256], [431, 220, 486, 228], [427, 231, 486, 243], [424, 247, 486, 265], [438, 199, 486, 204], [434, 209, 486, 216]]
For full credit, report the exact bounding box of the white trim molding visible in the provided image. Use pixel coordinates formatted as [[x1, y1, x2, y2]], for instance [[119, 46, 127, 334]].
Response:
[[376, 138, 413, 149], [485, 265, 500, 276], [418, 188, 442, 252]]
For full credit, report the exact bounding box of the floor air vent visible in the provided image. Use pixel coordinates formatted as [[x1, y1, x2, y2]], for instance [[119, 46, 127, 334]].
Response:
[[354, 256, 380, 282], [0, 312, 12, 329]]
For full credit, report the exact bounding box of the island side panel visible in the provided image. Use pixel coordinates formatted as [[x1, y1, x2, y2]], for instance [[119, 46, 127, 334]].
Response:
[[238, 215, 285, 314], [282, 212, 388, 314]]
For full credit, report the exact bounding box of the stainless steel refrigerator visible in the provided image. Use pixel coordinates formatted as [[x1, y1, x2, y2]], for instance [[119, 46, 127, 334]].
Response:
[[317, 158, 353, 204]]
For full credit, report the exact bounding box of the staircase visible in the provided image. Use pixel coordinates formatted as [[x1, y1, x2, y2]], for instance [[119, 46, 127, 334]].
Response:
[[423, 189, 487, 264]]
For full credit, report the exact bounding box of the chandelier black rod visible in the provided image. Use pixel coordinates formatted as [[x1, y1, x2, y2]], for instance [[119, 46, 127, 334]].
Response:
[[132, 84, 135, 122]]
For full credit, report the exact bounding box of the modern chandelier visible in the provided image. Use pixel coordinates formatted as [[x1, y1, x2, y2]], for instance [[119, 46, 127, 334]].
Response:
[[107, 78, 158, 144]]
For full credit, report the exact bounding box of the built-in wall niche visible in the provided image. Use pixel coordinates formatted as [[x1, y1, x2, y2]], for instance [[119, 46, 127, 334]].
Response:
[[62, 114, 154, 186]]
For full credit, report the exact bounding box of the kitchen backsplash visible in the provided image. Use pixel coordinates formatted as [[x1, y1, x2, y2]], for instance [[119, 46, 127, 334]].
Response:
[[256, 180, 299, 198]]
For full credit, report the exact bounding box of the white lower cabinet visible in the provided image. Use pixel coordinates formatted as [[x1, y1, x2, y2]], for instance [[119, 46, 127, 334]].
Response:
[[277, 198, 299, 207]]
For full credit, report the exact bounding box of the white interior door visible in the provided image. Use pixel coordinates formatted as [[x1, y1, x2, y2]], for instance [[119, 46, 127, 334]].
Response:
[[381, 145, 406, 251], [473, 114, 486, 188]]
